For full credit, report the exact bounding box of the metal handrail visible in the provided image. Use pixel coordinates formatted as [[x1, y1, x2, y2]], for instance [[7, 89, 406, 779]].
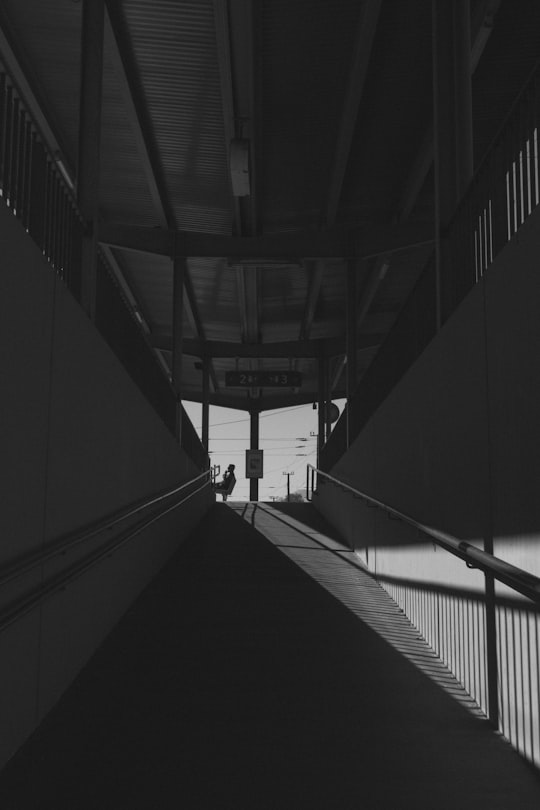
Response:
[[0, 470, 212, 636], [0, 470, 212, 589], [307, 464, 540, 604]]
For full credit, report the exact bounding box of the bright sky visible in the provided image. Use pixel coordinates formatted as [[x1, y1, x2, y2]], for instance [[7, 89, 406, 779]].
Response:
[[183, 399, 345, 502]]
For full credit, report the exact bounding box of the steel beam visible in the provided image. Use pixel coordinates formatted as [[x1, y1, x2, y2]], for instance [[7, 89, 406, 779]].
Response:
[[398, 0, 500, 222], [212, 0, 242, 231], [184, 389, 346, 412], [149, 334, 381, 358], [78, 0, 105, 319], [433, 0, 474, 326], [99, 221, 433, 259], [324, 0, 382, 227], [104, 9, 169, 226], [299, 260, 324, 341], [237, 266, 260, 343], [105, 0, 215, 391]]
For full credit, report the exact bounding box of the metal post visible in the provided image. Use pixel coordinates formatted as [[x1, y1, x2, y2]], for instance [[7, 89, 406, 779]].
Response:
[[432, 0, 473, 327], [202, 355, 210, 458], [250, 407, 259, 501], [77, 0, 105, 320], [484, 572, 499, 727], [172, 256, 186, 443]]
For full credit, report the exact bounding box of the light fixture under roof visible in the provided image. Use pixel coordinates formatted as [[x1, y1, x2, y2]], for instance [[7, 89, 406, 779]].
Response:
[[229, 139, 250, 197]]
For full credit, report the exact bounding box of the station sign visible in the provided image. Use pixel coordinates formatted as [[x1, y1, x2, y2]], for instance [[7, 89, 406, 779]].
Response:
[[246, 449, 264, 478], [225, 370, 302, 388]]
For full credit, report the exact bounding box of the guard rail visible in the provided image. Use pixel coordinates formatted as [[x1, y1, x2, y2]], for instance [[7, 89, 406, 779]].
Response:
[[0, 470, 212, 634], [307, 464, 540, 604]]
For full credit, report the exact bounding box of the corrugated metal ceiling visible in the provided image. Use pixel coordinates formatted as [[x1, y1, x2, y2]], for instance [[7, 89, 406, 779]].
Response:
[[1, 0, 538, 413]]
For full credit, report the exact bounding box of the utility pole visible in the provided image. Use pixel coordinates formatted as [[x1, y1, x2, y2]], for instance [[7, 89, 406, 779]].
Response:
[[283, 471, 295, 502]]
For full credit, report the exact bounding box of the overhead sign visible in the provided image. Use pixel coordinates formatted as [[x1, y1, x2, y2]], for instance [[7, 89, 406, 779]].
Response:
[[226, 370, 302, 388], [246, 449, 264, 479]]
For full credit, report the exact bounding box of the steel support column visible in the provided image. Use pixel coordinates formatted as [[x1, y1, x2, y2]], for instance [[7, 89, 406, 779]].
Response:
[[172, 256, 186, 443], [250, 408, 259, 501], [432, 0, 473, 326], [202, 356, 210, 456], [484, 572, 499, 727], [78, 0, 104, 319]]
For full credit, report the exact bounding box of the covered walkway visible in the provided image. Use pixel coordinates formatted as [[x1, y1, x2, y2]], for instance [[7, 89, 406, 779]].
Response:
[[1, 503, 539, 809]]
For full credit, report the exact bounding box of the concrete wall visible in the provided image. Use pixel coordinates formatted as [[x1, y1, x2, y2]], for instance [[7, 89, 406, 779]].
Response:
[[317, 202, 540, 582], [315, 204, 540, 764], [0, 203, 213, 768]]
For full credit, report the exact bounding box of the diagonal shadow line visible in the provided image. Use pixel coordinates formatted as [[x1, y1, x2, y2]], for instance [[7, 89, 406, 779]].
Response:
[[241, 504, 487, 719], [252, 502, 367, 568]]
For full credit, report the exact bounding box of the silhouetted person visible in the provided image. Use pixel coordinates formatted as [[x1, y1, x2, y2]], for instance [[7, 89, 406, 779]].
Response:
[[214, 464, 236, 501]]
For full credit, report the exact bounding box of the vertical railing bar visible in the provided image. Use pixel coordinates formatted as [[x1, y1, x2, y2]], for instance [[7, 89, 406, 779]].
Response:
[[44, 160, 51, 261], [64, 194, 71, 285], [458, 597, 462, 684], [515, 116, 522, 228], [55, 173, 62, 277], [429, 590, 433, 647], [483, 209, 488, 274], [435, 593, 442, 658], [534, 126, 540, 205], [512, 609, 519, 750], [488, 199, 494, 264], [59, 185, 66, 281], [469, 598, 474, 702], [423, 589, 427, 642], [476, 600, 481, 710], [459, 597, 465, 686], [486, 603, 492, 720], [531, 613, 540, 765], [478, 215, 483, 277], [450, 597, 455, 677], [526, 610, 533, 761], [45, 159, 53, 260], [22, 119, 32, 229], [514, 610, 527, 754], [51, 168, 59, 268], [0, 72, 6, 191], [474, 599, 480, 707], [9, 96, 19, 211], [505, 170, 511, 241], [512, 159, 519, 236], [445, 594, 449, 668], [53, 173, 61, 274], [426, 589, 429, 645], [472, 599, 477, 705], [453, 597, 458, 683], [15, 106, 25, 218], [527, 88, 535, 215], [496, 606, 503, 733], [519, 147, 525, 225], [526, 136, 532, 216], [3, 84, 13, 203], [466, 599, 472, 696], [504, 606, 511, 742]]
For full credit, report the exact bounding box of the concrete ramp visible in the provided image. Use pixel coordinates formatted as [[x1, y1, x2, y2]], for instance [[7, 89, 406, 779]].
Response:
[[0, 502, 539, 809]]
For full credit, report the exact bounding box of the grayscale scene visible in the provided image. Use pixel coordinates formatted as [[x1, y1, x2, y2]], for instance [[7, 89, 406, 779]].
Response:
[[2, 1, 540, 808]]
